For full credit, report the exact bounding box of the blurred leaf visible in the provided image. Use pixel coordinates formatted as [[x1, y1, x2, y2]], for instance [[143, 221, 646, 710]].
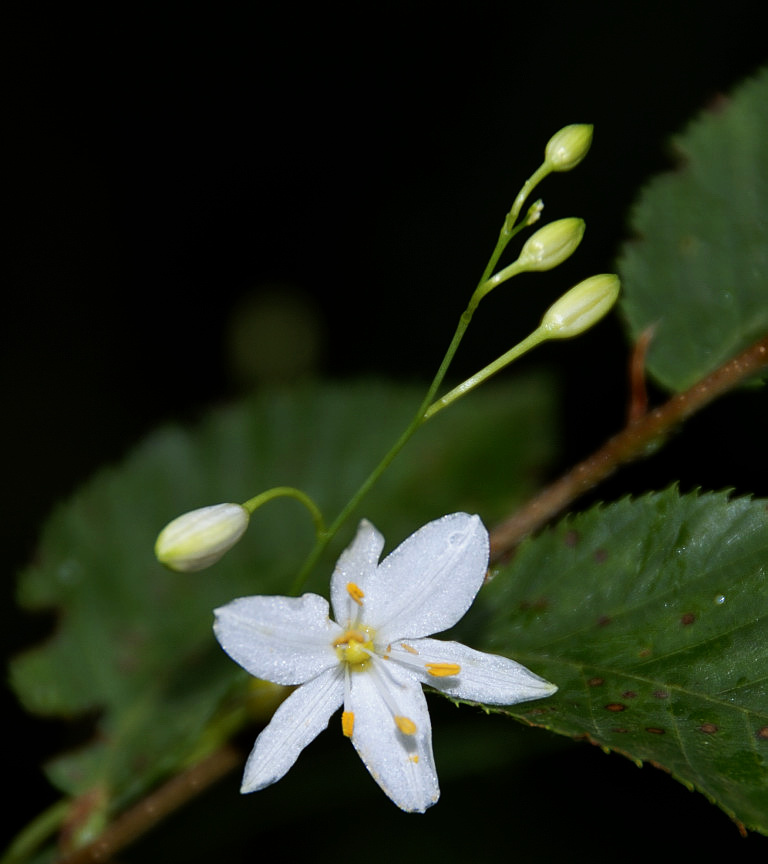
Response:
[[11, 375, 556, 815], [475, 487, 768, 834], [619, 66, 768, 391]]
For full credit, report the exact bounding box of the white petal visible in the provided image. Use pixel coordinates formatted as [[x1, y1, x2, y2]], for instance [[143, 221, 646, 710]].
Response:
[[241, 667, 344, 792], [213, 594, 342, 685], [330, 519, 385, 625], [363, 513, 489, 642], [395, 637, 558, 704], [348, 660, 439, 812]]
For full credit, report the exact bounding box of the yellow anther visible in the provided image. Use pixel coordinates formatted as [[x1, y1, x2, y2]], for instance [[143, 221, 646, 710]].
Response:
[[346, 582, 365, 606], [410, 755, 419, 764], [425, 663, 461, 677], [342, 711, 355, 737], [395, 716, 417, 735], [400, 643, 419, 655]]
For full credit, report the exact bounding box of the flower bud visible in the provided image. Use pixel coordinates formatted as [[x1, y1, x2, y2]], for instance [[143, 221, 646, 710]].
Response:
[[540, 274, 620, 339], [524, 199, 544, 226], [518, 218, 585, 272], [155, 503, 250, 572], [544, 124, 593, 172]]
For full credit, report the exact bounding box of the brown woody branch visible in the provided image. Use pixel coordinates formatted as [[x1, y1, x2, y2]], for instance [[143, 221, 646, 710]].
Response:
[[490, 333, 768, 562], [56, 746, 241, 864]]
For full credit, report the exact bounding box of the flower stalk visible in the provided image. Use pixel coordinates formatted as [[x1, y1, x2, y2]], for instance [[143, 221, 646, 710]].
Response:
[[154, 123, 607, 592]]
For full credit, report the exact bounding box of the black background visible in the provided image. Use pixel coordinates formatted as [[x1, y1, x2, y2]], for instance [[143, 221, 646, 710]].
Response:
[[5, 3, 768, 859]]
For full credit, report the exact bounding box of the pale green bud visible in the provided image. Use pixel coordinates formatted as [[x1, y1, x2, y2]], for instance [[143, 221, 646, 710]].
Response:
[[518, 218, 585, 272], [524, 199, 544, 226], [155, 503, 250, 572], [540, 274, 620, 339], [545, 124, 593, 172]]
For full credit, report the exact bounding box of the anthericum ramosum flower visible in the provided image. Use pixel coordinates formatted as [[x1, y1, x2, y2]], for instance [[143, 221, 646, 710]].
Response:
[[540, 273, 620, 339], [155, 503, 250, 572], [517, 217, 585, 272], [544, 124, 594, 172], [213, 513, 557, 813]]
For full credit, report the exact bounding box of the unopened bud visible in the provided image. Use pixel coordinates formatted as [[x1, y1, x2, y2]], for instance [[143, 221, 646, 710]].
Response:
[[540, 274, 620, 339], [545, 124, 593, 172], [518, 218, 585, 272], [524, 199, 544, 226], [155, 503, 250, 572]]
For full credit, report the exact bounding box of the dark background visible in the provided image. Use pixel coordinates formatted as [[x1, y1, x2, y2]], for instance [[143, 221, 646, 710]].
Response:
[[5, 3, 768, 859]]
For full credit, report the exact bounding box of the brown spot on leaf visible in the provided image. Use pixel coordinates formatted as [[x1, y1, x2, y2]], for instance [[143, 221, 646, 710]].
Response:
[[605, 703, 626, 712], [564, 530, 580, 547], [622, 691, 637, 699], [756, 727, 768, 740], [653, 690, 669, 699], [612, 728, 629, 734], [681, 612, 696, 626], [519, 598, 549, 612], [638, 648, 652, 658], [698, 723, 718, 734], [594, 549, 608, 563], [597, 615, 612, 627], [588, 677, 604, 687], [646, 727, 665, 735]]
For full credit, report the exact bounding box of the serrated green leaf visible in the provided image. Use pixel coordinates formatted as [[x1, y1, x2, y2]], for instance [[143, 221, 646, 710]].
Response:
[[11, 376, 556, 813], [473, 487, 768, 834], [619, 66, 768, 391]]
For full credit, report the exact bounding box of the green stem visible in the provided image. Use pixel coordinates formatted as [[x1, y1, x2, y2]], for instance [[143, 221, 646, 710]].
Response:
[[0, 800, 69, 864], [289, 163, 553, 592], [289, 302, 481, 595], [508, 165, 551, 228], [424, 327, 548, 420], [242, 487, 325, 537]]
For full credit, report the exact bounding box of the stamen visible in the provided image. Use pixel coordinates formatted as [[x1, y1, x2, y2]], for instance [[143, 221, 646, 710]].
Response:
[[400, 643, 419, 655], [346, 582, 365, 606], [425, 662, 461, 677], [368, 658, 419, 737], [342, 711, 355, 737], [395, 715, 417, 735], [410, 755, 419, 764]]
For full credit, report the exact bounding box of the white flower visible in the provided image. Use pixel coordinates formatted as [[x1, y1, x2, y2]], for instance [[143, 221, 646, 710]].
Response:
[[213, 513, 557, 812]]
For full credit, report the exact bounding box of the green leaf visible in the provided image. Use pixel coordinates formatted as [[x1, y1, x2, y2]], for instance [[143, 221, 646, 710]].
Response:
[[474, 487, 768, 834], [619, 66, 768, 392], [11, 375, 556, 814]]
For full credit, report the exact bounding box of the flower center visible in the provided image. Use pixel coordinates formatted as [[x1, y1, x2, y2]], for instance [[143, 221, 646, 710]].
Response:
[[333, 628, 375, 670]]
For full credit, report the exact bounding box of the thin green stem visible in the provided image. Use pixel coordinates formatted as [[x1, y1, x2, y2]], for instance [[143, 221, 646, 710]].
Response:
[[424, 327, 548, 420], [0, 800, 69, 864], [289, 302, 482, 594], [242, 487, 325, 537], [289, 162, 554, 593]]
